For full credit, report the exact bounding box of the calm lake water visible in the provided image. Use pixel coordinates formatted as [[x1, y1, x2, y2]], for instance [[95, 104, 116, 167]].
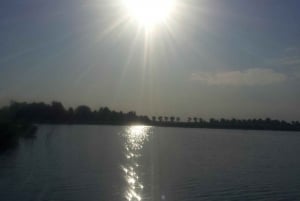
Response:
[[1, 125, 300, 201]]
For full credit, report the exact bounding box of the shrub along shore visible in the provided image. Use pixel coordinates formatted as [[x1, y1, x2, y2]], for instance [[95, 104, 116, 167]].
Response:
[[0, 122, 37, 150]]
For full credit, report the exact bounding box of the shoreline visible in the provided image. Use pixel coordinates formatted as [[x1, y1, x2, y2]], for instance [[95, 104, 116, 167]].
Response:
[[34, 122, 300, 132]]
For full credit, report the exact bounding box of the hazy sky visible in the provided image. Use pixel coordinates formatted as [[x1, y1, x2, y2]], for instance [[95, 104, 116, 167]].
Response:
[[1, 0, 300, 120]]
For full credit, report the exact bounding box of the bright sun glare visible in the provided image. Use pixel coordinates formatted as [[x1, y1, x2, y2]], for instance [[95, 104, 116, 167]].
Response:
[[122, 0, 176, 28]]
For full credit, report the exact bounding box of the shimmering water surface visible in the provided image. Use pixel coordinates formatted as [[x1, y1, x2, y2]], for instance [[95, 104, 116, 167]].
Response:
[[1, 125, 300, 201]]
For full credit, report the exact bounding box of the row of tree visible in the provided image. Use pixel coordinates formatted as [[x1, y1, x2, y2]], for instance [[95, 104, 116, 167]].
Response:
[[151, 116, 181, 122], [152, 117, 300, 131], [0, 101, 299, 131], [0, 101, 149, 124]]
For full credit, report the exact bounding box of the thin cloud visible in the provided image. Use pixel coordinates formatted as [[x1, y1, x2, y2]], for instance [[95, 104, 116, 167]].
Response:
[[267, 47, 300, 66], [269, 56, 300, 66], [191, 68, 287, 86]]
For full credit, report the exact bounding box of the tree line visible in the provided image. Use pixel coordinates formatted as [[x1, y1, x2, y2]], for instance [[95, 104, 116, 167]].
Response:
[[0, 101, 149, 125], [0, 101, 299, 131]]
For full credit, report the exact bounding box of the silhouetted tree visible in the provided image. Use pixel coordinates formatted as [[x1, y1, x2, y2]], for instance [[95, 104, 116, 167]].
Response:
[[0, 106, 11, 123], [158, 116, 163, 122], [170, 116, 175, 122], [164, 116, 169, 122], [198, 118, 204, 123], [193, 117, 198, 123], [152, 116, 156, 122], [50, 101, 66, 123], [67, 107, 74, 123], [74, 105, 92, 123], [176, 117, 180, 122]]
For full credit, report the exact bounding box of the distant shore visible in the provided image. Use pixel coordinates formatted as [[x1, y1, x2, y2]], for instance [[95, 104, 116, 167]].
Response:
[[0, 101, 299, 132], [35, 122, 300, 132]]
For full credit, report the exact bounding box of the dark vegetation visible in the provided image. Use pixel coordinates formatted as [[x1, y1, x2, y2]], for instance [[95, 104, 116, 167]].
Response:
[[0, 123, 37, 151], [0, 101, 299, 131]]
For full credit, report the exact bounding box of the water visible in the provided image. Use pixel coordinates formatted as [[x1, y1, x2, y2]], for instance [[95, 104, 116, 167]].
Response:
[[1, 125, 300, 201]]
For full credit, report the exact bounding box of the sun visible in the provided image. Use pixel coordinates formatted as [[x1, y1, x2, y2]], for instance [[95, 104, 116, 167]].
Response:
[[122, 0, 176, 28]]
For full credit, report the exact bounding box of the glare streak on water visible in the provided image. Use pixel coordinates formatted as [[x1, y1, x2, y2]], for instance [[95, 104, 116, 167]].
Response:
[[122, 126, 152, 201]]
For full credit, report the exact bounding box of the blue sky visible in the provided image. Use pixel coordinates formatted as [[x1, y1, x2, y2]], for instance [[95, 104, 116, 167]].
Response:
[[1, 0, 300, 120]]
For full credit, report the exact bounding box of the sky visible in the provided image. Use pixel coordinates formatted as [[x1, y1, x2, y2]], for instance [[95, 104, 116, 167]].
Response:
[[0, 0, 300, 121]]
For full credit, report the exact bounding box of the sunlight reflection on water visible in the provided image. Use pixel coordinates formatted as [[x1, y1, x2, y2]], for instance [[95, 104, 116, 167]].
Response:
[[122, 125, 152, 201]]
